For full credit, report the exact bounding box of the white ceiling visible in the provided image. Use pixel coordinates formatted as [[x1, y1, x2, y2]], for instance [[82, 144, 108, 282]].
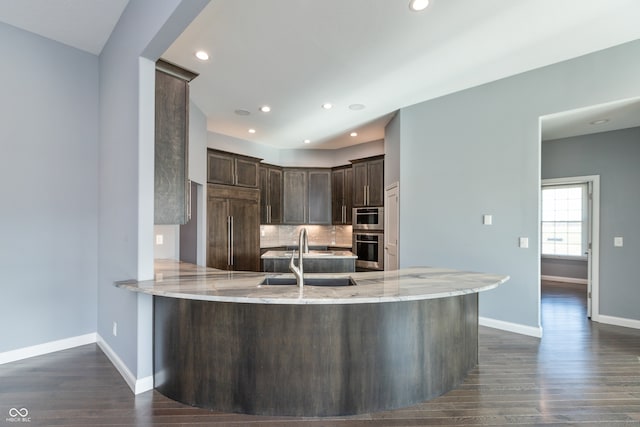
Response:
[[0, 0, 129, 55], [541, 97, 640, 141], [2, 1, 640, 148]]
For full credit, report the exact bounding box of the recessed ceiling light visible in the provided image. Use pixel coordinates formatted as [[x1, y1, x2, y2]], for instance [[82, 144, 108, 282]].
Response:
[[409, 0, 429, 11], [322, 103, 333, 110], [304, 139, 311, 144], [235, 109, 250, 116], [248, 128, 256, 134], [195, 50, 209, 61], [259, 105, 271, 113], [348, 104, 366, 111], [589, 119, 609, 125], [350, 132, 358, 137]]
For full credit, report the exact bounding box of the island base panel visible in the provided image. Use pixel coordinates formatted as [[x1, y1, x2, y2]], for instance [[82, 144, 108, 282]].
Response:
[[153, 294, 478, 416]]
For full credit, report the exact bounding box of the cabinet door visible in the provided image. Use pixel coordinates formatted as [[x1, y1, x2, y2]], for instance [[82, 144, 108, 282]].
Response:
[[352, 162, 368, 207], [268, 168, 283, 224], [344, 167, 353, 223], [308, 170, 331, 225], [208, 151, 235, 185], [367, 159, 385, 207], [154, 70, 188, 224], [229, 197, 260, 271], [331, 169, 345, 224], [258, 167, 269, 224], [235, 157, 259, 188], [207, 196, 230, 270], [283, 169, 307, 224]]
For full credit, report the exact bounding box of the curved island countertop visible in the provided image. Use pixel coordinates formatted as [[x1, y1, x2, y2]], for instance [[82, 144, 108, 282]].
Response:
[[115, 259, 509, 304], [115, 259, 509, 417]]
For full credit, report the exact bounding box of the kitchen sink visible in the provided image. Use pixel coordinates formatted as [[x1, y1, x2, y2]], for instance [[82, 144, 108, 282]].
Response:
[[260, 277, 356, 286]]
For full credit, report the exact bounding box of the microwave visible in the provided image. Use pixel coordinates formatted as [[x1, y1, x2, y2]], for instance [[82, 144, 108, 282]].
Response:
[[352, 207, 384, 231]]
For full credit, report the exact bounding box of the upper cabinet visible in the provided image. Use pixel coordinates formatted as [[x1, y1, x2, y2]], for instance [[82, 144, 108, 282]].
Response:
[[282, 168, 332, 225], [282, 169, 307, 224], [207, 149, 261, 188], [308, 170, 332, 224], [331, 166, 353, 225], [259, 164, 283, 224], [352, 156, 384, 207], [154, 59, 198, 225]]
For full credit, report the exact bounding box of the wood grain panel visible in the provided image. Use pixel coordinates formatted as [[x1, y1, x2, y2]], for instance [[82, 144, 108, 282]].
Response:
[[153, 294, 478, 416]]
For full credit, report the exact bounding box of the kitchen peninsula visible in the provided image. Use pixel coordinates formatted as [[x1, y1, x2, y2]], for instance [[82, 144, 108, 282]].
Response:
[[116, 260, 508, 416]]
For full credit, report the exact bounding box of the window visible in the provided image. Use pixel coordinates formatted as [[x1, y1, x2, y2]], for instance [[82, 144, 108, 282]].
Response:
[[541, 184, 587, 257]]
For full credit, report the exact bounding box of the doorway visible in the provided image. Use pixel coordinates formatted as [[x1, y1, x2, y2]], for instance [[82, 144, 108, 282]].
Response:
[[541, 176, 600, 319]]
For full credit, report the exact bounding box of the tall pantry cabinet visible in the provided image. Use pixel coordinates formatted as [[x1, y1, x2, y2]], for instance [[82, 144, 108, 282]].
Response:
[[207, 184, 260, 271]]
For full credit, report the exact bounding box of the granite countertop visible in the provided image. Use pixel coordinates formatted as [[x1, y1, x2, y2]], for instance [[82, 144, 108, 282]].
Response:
[[115, 260, 509, 305], [261, 250, 357, 259]]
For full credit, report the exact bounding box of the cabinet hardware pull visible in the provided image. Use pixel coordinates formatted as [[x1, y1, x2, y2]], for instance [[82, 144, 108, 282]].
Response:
[[230, 216, 234, 266], [187, 180, 192, 221], [227, 216, 231, 265]]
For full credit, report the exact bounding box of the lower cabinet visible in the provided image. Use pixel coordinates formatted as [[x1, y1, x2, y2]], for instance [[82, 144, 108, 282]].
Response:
[[207, 184, 260, 271]]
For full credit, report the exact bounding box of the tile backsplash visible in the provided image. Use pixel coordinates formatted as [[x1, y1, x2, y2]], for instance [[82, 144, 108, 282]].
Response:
[[261, 225, 352, 248]]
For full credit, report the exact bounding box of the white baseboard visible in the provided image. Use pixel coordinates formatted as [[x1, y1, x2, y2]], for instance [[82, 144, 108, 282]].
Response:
[[595, 314, 640, 330], [479, 317, 543, 338], [0, 333, 97, 365], [96, 334, 153, 395], [541, 275, 588, 285]]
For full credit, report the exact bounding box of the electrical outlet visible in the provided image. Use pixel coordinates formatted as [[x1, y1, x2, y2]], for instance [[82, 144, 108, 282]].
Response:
[[483, 214, 492, 225], [112, 321, 117, 337], [614, 237, 623, 247]]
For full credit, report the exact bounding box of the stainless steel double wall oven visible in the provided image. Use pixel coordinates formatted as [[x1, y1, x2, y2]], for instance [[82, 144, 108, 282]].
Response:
[[352, 207, 384, 270]]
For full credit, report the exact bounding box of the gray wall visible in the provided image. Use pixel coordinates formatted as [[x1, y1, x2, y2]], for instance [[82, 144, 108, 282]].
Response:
[[542, 127, 640, 320], [396, 40, 640, 330], [98, 0, 208, 380], [384, 112, 401, 186], [208, 132, 384, 167], [541, 257, 588, 280], [0, 22, 99, 352]]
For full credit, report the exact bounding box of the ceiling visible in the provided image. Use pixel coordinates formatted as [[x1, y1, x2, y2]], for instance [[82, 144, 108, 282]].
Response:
[[541, 97, 640, 141], [1, 1, 640, 149], [0, 0, 129, 55]]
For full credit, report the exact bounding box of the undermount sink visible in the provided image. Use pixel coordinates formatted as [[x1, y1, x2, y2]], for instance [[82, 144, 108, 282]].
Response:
[[281, 251, 334, 257], [261, 277, 356, 286]]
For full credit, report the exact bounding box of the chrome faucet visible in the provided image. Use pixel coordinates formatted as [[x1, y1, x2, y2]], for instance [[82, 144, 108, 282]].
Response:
[[289, 228, 309, 288]]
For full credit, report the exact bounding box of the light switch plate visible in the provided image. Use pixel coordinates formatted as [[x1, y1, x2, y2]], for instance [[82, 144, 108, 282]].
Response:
[[483, 214, 492, 225], [156, 234, 164, 245], [614, 237, 623, 247], [519, 237, 529, 248]]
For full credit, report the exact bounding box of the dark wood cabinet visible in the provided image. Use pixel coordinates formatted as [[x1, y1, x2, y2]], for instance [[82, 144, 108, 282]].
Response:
[[259, 165, 282, 224], [282, 168, 332, 225], [352, 156, 384, 207], [207, 149, 261, 188], [154, 60, 198, 225], [308, 170, 332, 224], [282, 169, 307, 224], [207, 184, 260, 271], [331, 166, 353, 224]]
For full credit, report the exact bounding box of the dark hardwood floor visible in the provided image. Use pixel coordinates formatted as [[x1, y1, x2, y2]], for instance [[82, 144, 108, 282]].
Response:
[[1, 281, 639, 426]]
